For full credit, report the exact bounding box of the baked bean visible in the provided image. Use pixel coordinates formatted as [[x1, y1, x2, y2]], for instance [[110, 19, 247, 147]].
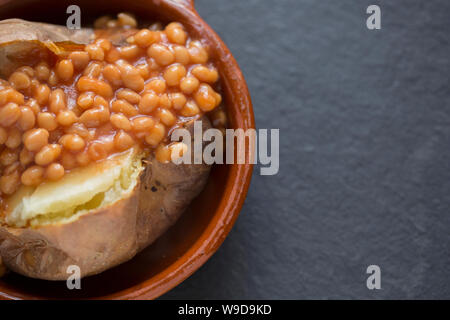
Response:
[[0, 102, 20, 127], [26, 99, 41, 115], [45, 163, 65, 181], [59, 134, 85, 151], [170, 92, 187, 110], [145, 78, 166, 94], [159, 94, 172, 109], [77, 92, 95, 109], [180, 100, 200, 117], [131, 116, 154, 131], [214, 92, 222, 106], [165, 22, 187, 45], [119, 45, 142, 60], [35, 144, 62, 166], [0, 88, 24, 105], [0, 148, 18, 166], [79, 106, 110, 127], [117, 89, 141, 104], [149, 22, 163, 31], [35, 62, 51, 82], [180, 76, 199, 94], [105, 48, 121, 63], [194, 84, 219, 111], [18, 106, 36, 131], [77, 77, 113, 98], [49, 89, 67, 114], [29, 79, 40, 93], [87, 128, 96, 141], [138, 92, 159, 114], [103, 64, 122, 87], [83, 62, 103, 78], [37, 112, 58, 131], [115, 60, 144, 92], [60, 151, 77, 170], [111, 99, 138, 117], [9, 71, 31, 90], [19, 148, 34, 166], [11, 89, 25, 105], [56, 59, 74, 81], [57, 110, 78, 126], [69, 51, 90, 70], [85, 44, 104, 61], [0, 171, 20, 195], [145, 123, 165, 146], [76, 150, 91, 167], [88, 142, 107, 161], [21, 165, 44, 186], [107, 20, 119, 28], [23, 128, 49, 152], [163, 64, 186, 86], [48, 70, 59, 86], [95, 38, 112, 52], [136, 63, 151, 80], [188, 41, 209, 64], [34, 84, 50, 105], [110, 114, 132, 131], [99, 137, 115, 154], [94, 15, 112, 29], [17, 66, 35, 78], [147, 44, 175, 66], [5, 128, 22, 149], [155, 144, 171, 163], [3, 162, 20, 176], [64, 123, 90, 139], [173, 45, 190, 65], [114, 130, 135, 151], [191, 65, 219, 83], [157, 108, 176, 126], [134, 29, 160, 47], [0, 127, 7, 145], [117, 13, 137, 27], [94, 96, 108, 108], [147, 58, 160, 71]]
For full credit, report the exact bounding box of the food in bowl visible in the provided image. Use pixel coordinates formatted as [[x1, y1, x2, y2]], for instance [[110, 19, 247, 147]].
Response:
[[0, 13, 227, 280]]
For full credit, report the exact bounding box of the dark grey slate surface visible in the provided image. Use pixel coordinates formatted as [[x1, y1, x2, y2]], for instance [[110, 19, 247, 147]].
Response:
[[163, 0, 450, 299]]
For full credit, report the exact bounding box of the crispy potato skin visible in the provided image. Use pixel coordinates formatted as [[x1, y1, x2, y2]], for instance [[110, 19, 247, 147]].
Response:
[[0, 19, 94, 78], [0, 19, 137, 78], [0, 119, 211, 280]]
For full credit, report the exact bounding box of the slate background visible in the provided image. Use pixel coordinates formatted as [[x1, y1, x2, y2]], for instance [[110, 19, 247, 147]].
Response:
[[163, 0, 450, 299]]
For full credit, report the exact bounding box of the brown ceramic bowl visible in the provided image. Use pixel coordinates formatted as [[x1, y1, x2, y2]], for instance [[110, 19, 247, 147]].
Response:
[[0, 0, 254, 300]]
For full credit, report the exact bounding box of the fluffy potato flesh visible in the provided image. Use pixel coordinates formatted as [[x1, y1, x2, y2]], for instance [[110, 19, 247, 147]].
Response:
[[5, 149, 143, 228]]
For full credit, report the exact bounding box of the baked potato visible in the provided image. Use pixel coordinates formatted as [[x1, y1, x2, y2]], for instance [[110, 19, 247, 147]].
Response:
[[0, 18, 215, 280]]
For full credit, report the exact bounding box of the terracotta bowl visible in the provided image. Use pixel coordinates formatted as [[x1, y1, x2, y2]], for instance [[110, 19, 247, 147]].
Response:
[[0, 0, 254, 299]]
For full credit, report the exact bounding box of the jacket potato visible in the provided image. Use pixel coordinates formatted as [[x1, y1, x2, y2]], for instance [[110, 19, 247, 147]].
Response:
[[0, 18, 215, 280]]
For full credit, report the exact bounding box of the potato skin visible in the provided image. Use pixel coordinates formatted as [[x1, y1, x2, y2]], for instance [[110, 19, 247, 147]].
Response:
[[0, 19, 94, 78], [0, 19, 136, 78], [0, 118, 211, 280]]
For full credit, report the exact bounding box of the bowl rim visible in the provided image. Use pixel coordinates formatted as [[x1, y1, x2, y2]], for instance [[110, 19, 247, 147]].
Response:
[[0, 0, 255, 300]]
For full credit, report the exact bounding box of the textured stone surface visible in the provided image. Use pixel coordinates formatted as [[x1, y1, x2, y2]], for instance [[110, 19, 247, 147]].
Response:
[[163, 0, 450, 299]]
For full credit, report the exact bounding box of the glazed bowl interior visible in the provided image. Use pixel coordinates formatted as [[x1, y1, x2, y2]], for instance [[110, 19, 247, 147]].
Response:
[[0, 0, 253, 299]]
